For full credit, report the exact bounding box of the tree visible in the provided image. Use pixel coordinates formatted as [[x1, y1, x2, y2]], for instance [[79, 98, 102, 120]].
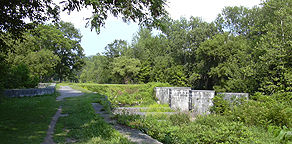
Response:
[[0, 0, 168, 90], [33, 22, 85, 82], [0, 0, 168, 36], [79, 54, 112, 83], [196, 33, 253, 91], [111, 56, 141, 84], [251, 0, 292, 94], [0, 0, 59, 36], [103, 39, 129, 59]]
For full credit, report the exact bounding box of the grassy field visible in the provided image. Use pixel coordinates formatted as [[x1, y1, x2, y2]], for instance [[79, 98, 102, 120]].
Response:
[[0, 92, 60, 143]]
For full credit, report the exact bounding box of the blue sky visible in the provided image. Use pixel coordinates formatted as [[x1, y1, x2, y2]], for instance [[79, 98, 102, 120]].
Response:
[[59, 0, 262, 56]]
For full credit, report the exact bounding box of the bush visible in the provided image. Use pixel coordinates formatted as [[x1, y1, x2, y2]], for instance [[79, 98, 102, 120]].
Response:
[[5, 63, 39, 89], [169, 112, 190, 126], [209, 94, 231, 115]]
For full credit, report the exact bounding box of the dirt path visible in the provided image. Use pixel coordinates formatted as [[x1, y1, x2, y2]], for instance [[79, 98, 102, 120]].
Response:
[[43, 86, 161, 144], [43, 86, 84, 144]]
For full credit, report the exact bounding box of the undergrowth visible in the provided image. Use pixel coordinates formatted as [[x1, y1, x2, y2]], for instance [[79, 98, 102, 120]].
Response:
[[114, 113, 279, 143]]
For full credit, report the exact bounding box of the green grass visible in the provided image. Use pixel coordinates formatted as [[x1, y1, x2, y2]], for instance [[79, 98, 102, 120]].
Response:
[[59, 82, 171, 107], [53, 93, 132, 143], [0, 93, 60, 144]]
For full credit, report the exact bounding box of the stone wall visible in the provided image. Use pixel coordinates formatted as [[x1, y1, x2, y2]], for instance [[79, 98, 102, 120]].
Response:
[[169, 88, 190, 111], [217, 92, 249, 102], [155, 87, 191, 105], [3, 83, 56, 98], [190, 90, 215, 114], [155, 87, 248, 115]]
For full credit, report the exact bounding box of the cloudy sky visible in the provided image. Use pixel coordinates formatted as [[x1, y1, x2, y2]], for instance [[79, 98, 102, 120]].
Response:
[[58, 0, 262, 56]]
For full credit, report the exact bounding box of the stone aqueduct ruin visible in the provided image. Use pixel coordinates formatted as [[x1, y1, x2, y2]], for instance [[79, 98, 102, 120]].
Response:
[[154, 87, 248, 115]]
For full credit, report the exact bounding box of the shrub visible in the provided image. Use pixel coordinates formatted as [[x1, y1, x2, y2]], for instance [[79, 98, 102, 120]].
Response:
[[169, 112, 190, 126], [209, 94, 231, 115], [226, 93, 292, 128]]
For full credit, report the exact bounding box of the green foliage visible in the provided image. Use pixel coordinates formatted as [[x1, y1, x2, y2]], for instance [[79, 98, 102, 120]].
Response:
[[209, 94, 231, 115], [0, 92, 60, 143], [140, 107, 176, 112], [113, 112, 142, 127], [268, 126, 292, 143], [111, 56, 141, 84], [231, 93, 292, 128], [34, 22, 85, 82], [114, 112, 278, 143], [210, 92, 292, 129], [5, 63, 39, 89], [169, 112, 190, 126]]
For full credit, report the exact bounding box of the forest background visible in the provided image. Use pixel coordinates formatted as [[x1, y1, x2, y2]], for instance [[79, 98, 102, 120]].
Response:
[[79, 0, 292, 95], [1, 0, 292, 96]]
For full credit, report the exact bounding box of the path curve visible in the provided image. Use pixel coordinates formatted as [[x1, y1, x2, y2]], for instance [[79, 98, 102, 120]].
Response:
[[43, 86, 84, 144]]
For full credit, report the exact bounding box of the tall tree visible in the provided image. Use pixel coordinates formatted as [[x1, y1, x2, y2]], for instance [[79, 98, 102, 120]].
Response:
[[252, 0, 292, 94], [103, 39, 129, 59], [33, 22, 85, 82]]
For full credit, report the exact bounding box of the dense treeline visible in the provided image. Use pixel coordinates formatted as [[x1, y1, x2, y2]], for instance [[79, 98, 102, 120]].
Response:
[[0, 0, 167, 91], [79, 0, 292, 95], [0, 21, 85, 89]]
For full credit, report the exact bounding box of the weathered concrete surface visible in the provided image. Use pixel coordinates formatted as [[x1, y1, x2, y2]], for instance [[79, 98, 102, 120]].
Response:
[[155, 87, 191, 104], [190, 90, 215, 115], [92, 103, 162, 144], [218, 92, 249, 102], [170, 89, 190, 111], [3, 83, 56, 98], [56, 86, 84, 101], [155, 87, 248, 115], [112, 107, 178, 116]]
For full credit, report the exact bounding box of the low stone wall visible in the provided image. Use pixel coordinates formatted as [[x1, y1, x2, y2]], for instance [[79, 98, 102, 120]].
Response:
[[190, 90, 215, 115], [155, 87, 191, 104], [217, 92, 249, 102], [155, 87, 248, 115], [3, 83, 56, 98], [169, 88, 190, 111]]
